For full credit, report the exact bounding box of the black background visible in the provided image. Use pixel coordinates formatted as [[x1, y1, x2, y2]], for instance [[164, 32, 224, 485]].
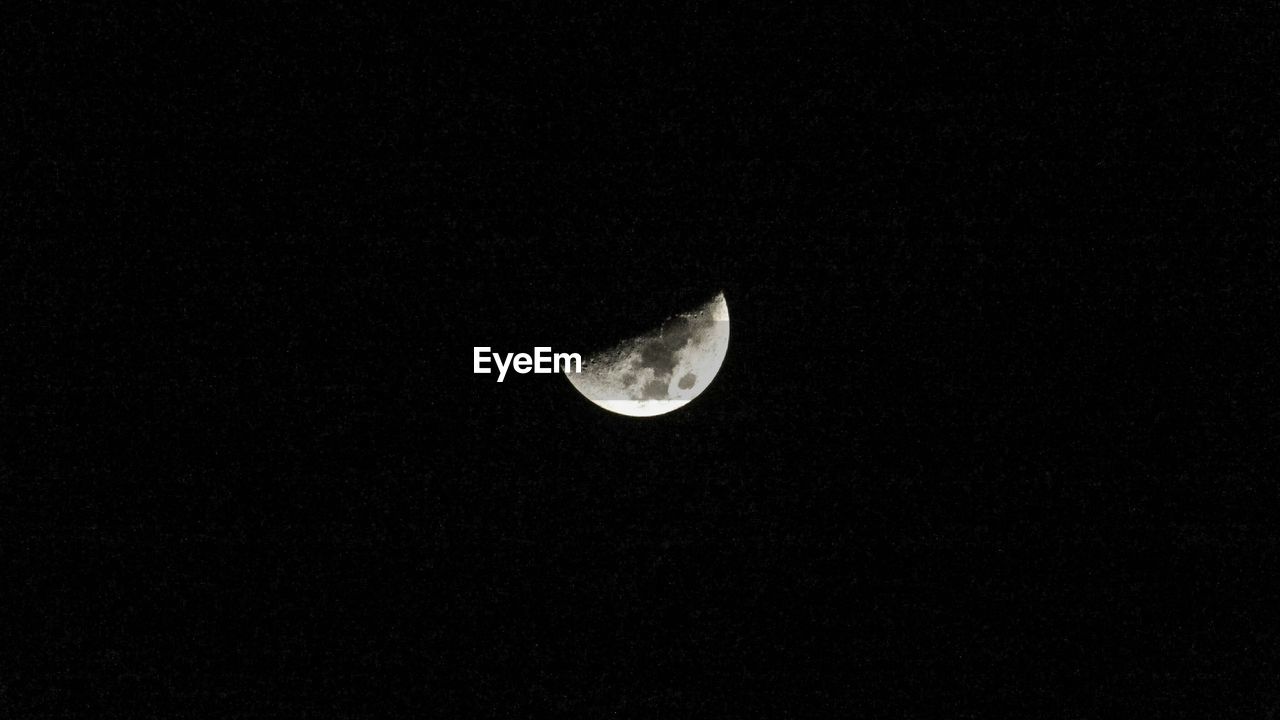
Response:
[[4, 3, 1278, 717]]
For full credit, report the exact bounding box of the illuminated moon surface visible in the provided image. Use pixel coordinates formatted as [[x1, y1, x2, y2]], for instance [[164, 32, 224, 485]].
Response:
[[566, 292, 730, 417]]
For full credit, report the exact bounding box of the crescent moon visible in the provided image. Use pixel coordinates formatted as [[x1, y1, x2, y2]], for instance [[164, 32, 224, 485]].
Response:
[[565, 292, 730, 417]]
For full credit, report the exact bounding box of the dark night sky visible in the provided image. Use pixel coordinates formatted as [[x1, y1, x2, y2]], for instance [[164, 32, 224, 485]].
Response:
[[3, 4, 1278, 718]]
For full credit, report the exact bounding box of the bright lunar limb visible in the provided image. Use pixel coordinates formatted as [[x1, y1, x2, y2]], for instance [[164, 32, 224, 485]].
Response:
[[565, 292, 730, 417]]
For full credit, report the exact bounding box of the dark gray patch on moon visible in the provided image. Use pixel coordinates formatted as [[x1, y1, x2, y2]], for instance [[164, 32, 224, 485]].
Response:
[[627, 310, 717, 397], [636, 317, 693, 377], [641, 378, 668, 400]]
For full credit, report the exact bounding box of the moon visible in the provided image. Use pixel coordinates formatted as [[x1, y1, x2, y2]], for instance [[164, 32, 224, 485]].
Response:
[[565, 292, 730, 417]]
